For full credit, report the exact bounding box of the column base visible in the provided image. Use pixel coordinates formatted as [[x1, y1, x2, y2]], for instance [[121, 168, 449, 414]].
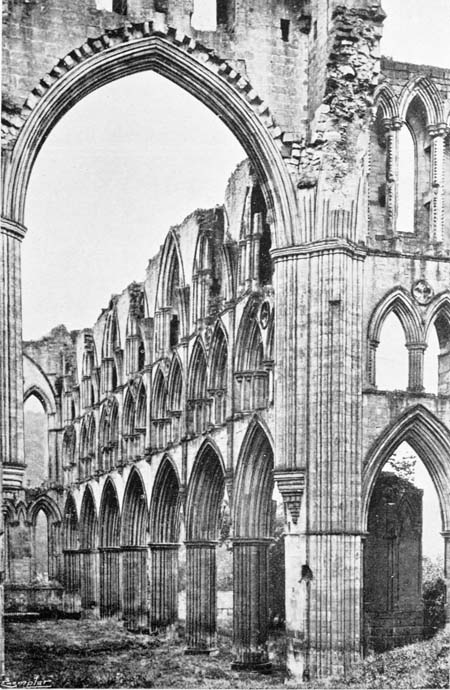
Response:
[[184, 647, 218, 656], [231, 660, 272, 673]]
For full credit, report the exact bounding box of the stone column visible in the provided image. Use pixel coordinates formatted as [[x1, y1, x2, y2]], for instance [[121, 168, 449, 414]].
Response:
[[273, 239, 365, 678], [184, 540, 217, 654], [63, 549, 82, 613], [383, 117, 402, 235], [274, 471, 307, 678], [428, 124, 447, 244], [149, 543, 179, 633], [232, 537, 272, 670], [1, 217, 26, 490], [442, 531, 450, 625], [122, 545, 148, 631], [80, 548, 99, 617], [99, 546, 121, 618], [407, 343, 426, 392]]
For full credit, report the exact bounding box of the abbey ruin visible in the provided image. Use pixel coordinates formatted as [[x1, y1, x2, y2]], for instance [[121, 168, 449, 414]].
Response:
[[1, 0, 450, 682]]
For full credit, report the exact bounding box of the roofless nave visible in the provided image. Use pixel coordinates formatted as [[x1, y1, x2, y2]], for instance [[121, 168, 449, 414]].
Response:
[[2, 0, 450, 682]]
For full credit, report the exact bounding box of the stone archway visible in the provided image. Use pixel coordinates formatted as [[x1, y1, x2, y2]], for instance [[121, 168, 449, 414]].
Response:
[[362, 405, 450, 640], [185, 439, 225, 654]]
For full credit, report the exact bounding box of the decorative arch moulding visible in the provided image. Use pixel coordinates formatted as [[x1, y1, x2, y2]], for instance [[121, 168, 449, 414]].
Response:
[[3, 24, 299, 249]]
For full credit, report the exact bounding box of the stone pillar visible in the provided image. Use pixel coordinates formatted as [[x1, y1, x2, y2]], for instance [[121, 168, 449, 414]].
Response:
[[274, 471, 307, 679], [63, 549, 82, 613], [428, 124, 447, 244], [185, 540, 217, 654], [442, 531, 450, 625], [99, 546, 121, 618], [273, 240, 365, 678], [232, 538, 272, 670], [122, 545, 148, 631], [80, 549, 99, 616], [1, 217, 26, 490], [407, 343, 426, 392], [367, 340, 378, 388], [383, 117, 402, 235], [149, 543, 179, 633]]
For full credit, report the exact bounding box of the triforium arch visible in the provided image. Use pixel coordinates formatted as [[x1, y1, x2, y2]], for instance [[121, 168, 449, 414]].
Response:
[[232, 418, 274, 670], [121, 467, 149, 631], [79, 485, 99, 614], [148, 455, 181, 633], [98, 478, 121, 618], [185, 439, 225, 654], [366, 287, 424, 389]]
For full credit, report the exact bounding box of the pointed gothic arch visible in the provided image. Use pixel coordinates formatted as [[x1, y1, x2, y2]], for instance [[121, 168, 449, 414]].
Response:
[[99, 478, 121, 618], [374, 82, 399, 120], [121, 467, 149, 630], [232, 418, 274, 668], [167, 355, 183, 443], [62, 493, 81, 607], [188, 338, 210, 434], [398, 75, 444, 126], [5, 29, 297, 250], [184, 439, 225, 652], [362, 405, 450, 533], [208, 321, 228, 425], [148, 454, 181, 632], [80, 484, 99, 612]]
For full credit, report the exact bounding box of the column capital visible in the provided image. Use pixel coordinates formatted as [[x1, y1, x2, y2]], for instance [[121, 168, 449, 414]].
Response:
[[383, 116, 402, 132], [1, 216, 27, 241], [274, 469, 306, 525], [427, 122, 448, 138]]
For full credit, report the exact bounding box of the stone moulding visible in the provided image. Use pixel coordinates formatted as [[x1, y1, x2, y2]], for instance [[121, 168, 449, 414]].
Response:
[[2, 25, 300, 250]]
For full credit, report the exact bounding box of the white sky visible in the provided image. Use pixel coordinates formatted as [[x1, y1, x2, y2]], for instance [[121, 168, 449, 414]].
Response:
[[22, 1, 449, 557]]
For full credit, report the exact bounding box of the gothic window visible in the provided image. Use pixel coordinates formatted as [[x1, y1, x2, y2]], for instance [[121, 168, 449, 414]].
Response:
[[188, 342, 210, 434], [424, 309, 450, 395], [152, 369, 168, 449], [136, 384, 147, 430], [397, 123, 416, 232], [62, 427, 76, 484], [23, 394, 49, 488], [251, 185, 272, 286], [399, 96, 431, 235], [209, 326, 228, 425], [376, 312, 408, 391], [34, 509, 49, 580]]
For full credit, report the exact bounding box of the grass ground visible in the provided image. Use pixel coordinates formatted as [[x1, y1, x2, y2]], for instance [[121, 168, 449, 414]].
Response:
[[3, 619, 449, 689]]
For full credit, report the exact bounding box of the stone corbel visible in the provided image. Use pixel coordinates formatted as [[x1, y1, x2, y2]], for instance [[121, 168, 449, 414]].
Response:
[[274, 470, 306, 527]]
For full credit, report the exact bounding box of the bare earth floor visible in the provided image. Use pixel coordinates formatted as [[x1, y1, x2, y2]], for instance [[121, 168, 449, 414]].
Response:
[[3, 619, 449, 689]]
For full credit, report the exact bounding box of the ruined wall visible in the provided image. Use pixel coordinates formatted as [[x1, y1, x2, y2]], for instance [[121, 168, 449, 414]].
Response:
[[2, 0, 308, 141]]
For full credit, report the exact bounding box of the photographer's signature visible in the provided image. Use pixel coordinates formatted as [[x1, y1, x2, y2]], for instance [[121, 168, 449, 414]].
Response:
[[1, 676, 51, 689]]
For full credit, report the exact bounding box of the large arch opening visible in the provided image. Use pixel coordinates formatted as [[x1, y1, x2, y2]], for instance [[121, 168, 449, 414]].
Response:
[[121, 469, 149, 631], [62, 493, 81, 613], [99, 480, 121, 618], [149, 456, 181, 633], [80, 487, 99, 615], [232, 421, 276, 670], [184, 441, 225, 654], [362, 408, 450, 653]]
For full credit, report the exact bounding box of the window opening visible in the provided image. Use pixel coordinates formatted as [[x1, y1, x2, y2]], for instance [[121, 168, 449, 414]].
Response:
[[191, 0, 217, 30], [397, 124, 415, 232], [280, 19, 290, 42], [376, 312, 408, 390]]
